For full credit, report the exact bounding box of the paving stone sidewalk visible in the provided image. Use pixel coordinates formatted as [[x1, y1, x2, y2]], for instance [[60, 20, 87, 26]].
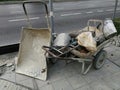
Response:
[[0, 45, 120, 90]]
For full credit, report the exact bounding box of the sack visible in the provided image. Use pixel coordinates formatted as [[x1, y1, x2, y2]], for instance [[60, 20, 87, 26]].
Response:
[[77, 32, 97, 52], [70, 48, 92, 58]]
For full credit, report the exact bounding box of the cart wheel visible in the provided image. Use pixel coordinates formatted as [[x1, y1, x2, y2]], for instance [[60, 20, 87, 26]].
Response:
[[93, 50, 107, 70]]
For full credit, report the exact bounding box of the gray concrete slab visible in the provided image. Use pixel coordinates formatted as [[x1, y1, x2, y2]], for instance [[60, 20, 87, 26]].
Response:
[[66, 74, 87, 89], [0, 44, 120, 90], [52, 78, 73, 90], [40, 84, 54, 90], [34, 78, 51, 89], [0, 79, 29, 90], [76, 85, 93, 90], [0, 72, 34, 89], [105, 45, 120, 66], [102, 72, 120, 90], [89, 79, 113, 90]]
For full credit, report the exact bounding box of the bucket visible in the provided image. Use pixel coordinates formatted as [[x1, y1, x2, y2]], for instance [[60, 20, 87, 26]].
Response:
[[103, 19, 117, 39], [53, 33, 71, 46]]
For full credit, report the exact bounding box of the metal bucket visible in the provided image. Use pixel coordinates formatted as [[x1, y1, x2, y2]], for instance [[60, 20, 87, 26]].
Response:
[[16, 28, 51, 81], [103, 19, 117, 38]]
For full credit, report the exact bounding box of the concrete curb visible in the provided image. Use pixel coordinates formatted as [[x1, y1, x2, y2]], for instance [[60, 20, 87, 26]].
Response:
[[0, 0, 82, 5], [0, 44, 19, 55], [0, 1, 24, 4]]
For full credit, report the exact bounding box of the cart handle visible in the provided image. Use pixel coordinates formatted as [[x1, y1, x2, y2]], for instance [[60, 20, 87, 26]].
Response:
[[87, 19, 104, 32], [23, 1, 50, 28]]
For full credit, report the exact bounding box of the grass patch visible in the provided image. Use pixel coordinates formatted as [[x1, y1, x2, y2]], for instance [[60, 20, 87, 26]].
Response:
[[113, 18, 120, 35]]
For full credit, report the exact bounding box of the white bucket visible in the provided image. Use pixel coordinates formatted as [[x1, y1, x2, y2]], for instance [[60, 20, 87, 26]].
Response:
[[53, 33, 71, 46], [103, 19, 117, 38]]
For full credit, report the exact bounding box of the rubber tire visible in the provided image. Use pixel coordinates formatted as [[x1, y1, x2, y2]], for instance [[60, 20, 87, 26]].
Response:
[[93, 50, 107, 70]]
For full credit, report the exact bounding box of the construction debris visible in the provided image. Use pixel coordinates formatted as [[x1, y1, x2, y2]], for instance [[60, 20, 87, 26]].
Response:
[[0, 52, 17, 76]]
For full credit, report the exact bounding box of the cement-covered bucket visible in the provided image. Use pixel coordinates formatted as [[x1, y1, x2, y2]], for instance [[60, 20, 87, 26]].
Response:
[[16, 28, 51, 81], [104, 19, 117, 38]]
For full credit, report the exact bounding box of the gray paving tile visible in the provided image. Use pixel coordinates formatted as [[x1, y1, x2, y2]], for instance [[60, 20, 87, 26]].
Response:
[[1, 72, 31, 83], [82, 70, 99, 83], [0, 72, 16, 82], [103, 60, 120, 74], [89, 79, 113, 90], [111, 60, 120, 67], [113, 71, 120, 76], [60, 62, 80, 78], [49, 61, 66, 72], [17, 77, 34, 89], [0, 46, 120, 90], [0, 79, 29, 90], [0, 72, 37, 89], [94, 67, 112, 78], [82, 63, 113, 83], [102, 72, 120, 90], [52, 79, 73, 90], [40, 84, 54, 90], [85, 59, 120, 80], [48, 61, 81, 82], [66, 74, 87, 89], [16, 73, 32, 82], [105, 46, 120, 62], [35, 79, 51, 88], [76, 85, 92, 90], [70, 61, 82, 73], [48, 69, 66, 82]]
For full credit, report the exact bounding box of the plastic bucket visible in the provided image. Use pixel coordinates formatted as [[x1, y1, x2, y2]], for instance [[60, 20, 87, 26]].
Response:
[[104, 19, 117, 39]]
